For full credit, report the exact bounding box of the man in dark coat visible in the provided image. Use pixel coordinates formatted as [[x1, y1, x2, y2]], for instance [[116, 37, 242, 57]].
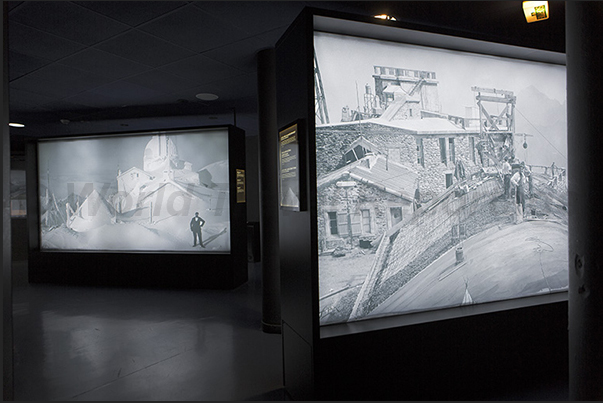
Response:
[[190, 212, 206, 247]]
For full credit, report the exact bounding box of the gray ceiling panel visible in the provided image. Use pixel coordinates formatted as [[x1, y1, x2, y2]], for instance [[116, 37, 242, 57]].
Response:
[[9, 1, 130, 46], [124, 70, 200, 96], [58, 48, 152, 81], [193, 1, 305, 36], [87, 81, 174, 106], [138, 6, 248, 53], [8, 51, 52, 81], [8, 22, 86, 62], [159, 54, 243, 86], [60, 91, 129, 110], [10, 64, 114, 99], [36, 99, 101, 115], [9, 88, 57, 111], [201, 37, 264, 73], [95, 30, 196, 68], [74, 1, 189, 27], [244, 27, 286, 51], [172, 72, 257, 106]]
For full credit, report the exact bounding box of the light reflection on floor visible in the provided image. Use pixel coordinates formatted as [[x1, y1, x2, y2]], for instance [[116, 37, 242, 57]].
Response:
[[12, 261, 285, 401]]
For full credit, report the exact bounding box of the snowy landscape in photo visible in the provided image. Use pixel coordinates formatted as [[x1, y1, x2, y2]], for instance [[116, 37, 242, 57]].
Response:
[[38, 129, 231, 253], [314, 32, 568, 326]]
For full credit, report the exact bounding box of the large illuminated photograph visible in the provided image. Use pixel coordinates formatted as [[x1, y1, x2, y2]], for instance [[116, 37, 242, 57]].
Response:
[[38, 128, 230, 252], [314, 32, 568, 325]]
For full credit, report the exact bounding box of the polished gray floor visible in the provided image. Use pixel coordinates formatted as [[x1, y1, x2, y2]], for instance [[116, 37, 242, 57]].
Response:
[[12, 261, 285, 401], [10, 259, 568, 401]]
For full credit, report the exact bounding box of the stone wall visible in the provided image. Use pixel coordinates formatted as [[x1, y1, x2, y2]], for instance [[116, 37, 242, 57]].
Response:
[[352, 177, 502, 317], [392, 102, 421, 121], [316, 124, 366, 176], [316, 123, 418, 177], [418, 135, 481, 201], [382, 177, 499, 281], [317, 180, 412, 253]]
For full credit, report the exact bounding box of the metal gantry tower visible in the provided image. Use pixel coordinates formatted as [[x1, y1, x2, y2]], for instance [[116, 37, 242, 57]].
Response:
[[314, 51, 329, 125], [472, 86, 516, 165]]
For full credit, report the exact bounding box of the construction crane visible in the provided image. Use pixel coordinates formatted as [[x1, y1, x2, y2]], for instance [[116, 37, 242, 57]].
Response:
[[472, 86, 516, 166]]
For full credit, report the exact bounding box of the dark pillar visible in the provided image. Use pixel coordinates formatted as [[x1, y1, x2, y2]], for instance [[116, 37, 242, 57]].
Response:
[[257, 48, 281, 333], [2, 1, 14, 400], [566, 2, 603, 400]]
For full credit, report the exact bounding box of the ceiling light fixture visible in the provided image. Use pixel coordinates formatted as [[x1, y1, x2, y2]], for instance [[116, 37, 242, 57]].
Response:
[[9, 122, 25, 128], [374, 14, 397, 21], [195, 93, 219, 101], [523, 1, 549, 23]]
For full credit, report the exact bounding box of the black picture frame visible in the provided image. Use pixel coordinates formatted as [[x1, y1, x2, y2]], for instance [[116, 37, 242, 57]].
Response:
[[26, 125, 248, 289]]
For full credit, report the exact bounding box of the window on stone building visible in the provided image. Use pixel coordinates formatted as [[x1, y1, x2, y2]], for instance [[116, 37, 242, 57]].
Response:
[[328, 211, 338, 235], [335, 211, 362, 236], [439, 138, 447, 164], [361, 209, 371, 233], [416, 138, 424, 167], [390, 207, 403, 227], [449, 138, 455, 163]]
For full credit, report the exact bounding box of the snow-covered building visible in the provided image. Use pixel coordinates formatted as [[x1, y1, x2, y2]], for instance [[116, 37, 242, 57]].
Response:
[[112, 134, 228, 223]]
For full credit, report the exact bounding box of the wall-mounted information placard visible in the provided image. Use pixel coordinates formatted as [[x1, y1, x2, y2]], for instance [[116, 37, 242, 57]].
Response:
[[279, 122, 302, 211], [236, 169, 246, 203]]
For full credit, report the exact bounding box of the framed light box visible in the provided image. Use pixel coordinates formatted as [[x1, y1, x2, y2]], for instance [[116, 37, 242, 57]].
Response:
[[37, 128, 230, 253], [27, 125, 247, 289], [313, 22, 567, 327]]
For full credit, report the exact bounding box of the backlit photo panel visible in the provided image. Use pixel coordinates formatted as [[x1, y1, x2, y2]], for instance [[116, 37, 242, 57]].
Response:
[[38, 128, 230, 253], [314, 32, 567, 325]]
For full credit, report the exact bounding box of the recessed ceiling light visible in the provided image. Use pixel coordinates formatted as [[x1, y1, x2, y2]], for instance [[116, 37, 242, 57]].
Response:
[[196, 93, 219, 101], [9, 122, 25, 128]]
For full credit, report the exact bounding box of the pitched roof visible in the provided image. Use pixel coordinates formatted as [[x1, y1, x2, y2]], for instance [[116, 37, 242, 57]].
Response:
[[318, 117, 480, 136], [318, 155, 418, 201], [372, 117, 479, 136]]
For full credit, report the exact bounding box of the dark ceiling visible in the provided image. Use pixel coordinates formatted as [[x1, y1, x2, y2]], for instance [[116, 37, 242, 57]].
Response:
[[6, 1, 565, 153]]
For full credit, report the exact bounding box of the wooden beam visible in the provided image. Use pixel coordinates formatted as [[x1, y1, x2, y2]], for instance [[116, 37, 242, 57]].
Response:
[[475, 94, 516, 104], [471, 86, 514, 96], [478, 102, 500, 130]]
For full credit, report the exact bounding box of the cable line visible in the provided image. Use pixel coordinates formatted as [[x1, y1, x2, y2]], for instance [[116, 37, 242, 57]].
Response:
[[515, 107, 567, 162]]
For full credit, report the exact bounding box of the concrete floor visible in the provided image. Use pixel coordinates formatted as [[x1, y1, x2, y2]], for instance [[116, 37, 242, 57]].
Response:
[[11, 261, 285, 401], [9, 259, 568, 401]]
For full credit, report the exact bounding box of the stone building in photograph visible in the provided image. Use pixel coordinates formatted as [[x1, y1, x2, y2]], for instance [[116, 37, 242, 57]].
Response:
[[315, 65, 518, 254], [316, 153, 418, 252]]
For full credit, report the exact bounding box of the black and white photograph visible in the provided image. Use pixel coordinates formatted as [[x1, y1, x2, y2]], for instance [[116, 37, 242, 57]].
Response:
[[38, 128, 231, 252], [314, 32, 568, 325]]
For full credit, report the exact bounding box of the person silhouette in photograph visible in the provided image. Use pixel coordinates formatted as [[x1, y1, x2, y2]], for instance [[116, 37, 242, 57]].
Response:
[[190, 211, 206, 247]]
